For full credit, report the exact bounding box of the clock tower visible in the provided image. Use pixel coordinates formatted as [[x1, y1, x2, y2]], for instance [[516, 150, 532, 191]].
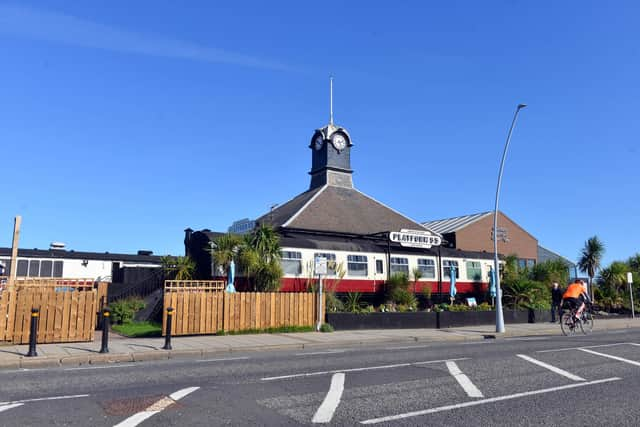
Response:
[[308, 78, 354, 190]]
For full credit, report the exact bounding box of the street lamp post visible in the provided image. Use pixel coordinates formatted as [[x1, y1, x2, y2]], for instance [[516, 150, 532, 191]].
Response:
[[493, 104, 527, 333]]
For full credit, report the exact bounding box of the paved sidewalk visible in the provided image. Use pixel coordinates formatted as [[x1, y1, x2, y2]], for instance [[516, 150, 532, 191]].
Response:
[[1, 317, 638, 370]]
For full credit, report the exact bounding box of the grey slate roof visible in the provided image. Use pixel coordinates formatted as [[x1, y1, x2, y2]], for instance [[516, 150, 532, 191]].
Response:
[[0, 247, 163, 263], [257, 185, 436, 236], [422, 212, 492, 234], [538, 245, 576, 267]]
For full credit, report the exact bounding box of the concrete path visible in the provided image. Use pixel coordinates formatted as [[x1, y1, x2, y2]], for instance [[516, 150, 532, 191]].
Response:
[[1, 317, 638, 370]]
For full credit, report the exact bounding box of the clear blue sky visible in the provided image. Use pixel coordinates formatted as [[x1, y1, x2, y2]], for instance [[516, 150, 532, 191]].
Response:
[[1, 1, 638, 268]]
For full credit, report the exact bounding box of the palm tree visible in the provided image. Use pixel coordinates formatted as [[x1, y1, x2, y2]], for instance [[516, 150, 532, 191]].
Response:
[[161, 255, 195, 280], [577, 236, 605, 300], [209, 234, 243, 281], [249, 224, 281, 262]]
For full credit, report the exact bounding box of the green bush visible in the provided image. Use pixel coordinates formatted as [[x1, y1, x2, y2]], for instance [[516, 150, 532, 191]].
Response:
[[344, 292, 366, 313], [319, 323, 334, 333], [476, 302, 493, 311], [390, 288, 417, 309], [326, 292, 344, 312], [448, 304, 471, 312], [110, 297, 146, 324]]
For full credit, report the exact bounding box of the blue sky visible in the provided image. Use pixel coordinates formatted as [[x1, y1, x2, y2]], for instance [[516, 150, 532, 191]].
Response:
[[1, 1, 638, 268]]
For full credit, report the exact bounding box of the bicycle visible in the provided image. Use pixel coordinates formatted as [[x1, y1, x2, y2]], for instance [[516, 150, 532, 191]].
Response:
[[560, 303, 594, 336]]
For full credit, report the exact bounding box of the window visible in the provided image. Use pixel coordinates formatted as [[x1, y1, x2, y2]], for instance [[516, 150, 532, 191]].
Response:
[[53, 261, 63, 278], [518, 259, 526, 270], [466, 261, 482, 281], [28, 260, 40, 277], [417, 258, 435, 279], [314, 252, 337, 276], [390, 257, 409, 276], [526, 259, 536, 269], [0, 259, 10, 276], [347, 255, 368, 277], [40, 260, 53, 277], [17, 260, 28, 277], [443, 260, 459, 279], [375, 259, 384, 275], [280, 251, 302, 275]]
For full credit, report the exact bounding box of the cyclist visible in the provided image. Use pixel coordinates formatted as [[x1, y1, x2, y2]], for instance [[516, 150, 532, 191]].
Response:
[[562, 279, 590, 322]]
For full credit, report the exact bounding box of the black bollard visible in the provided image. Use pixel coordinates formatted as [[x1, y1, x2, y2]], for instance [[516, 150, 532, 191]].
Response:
[[163, 307, 174, 350], [26, 308, 39, 357], [100, 308, 110, 353]]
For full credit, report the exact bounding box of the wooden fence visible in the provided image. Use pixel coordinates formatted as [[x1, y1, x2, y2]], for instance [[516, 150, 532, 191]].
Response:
[[0, 279, 106, 344], [163, 285, 324, 335], [0, 286, 97, 344]]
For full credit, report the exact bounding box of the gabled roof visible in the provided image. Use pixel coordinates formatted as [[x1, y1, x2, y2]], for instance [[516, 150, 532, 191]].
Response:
[[257, 185, 437, 236], [538, 244, 576, 267], [422, 212, 492, 234]]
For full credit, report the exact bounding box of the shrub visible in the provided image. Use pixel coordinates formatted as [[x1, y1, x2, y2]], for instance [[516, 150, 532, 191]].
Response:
[[319, 323, 334, 333], [476, 302, 493, 311], [344, 292, 366, 313], [325, 292, 344, 313], [390, 288, 417, 309], [110, 297, 146, 324], [448, 304, 471, 312]]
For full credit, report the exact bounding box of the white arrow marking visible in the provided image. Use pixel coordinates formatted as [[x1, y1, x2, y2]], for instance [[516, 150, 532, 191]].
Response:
[[312, 373, 345, 423]]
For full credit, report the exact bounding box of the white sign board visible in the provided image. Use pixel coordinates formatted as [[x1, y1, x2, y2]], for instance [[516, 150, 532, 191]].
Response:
[[628, 272, 634, 284], [314, 256, 327, 276], [389, 229, 442, 248]]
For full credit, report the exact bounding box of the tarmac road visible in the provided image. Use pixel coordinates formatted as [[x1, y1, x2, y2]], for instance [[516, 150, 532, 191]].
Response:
[[0, 328, 639, 426]]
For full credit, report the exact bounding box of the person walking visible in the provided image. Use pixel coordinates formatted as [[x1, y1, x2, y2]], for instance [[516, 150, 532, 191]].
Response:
[[551, 281, 563, 322]]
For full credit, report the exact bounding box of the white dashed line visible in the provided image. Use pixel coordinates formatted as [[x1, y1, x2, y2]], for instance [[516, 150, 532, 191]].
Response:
[[360, 377, 621, 424], [113, 387, 199, 427], [579, 349, 640, 367], [296, 350, 346, 356], [0, 394, 89, 405], [0, 403, 24, 413], [261, 358, 469, 381], [536, 342, 633, 353], [516, 354, 585, 381], [312, 373, 345, 423], [446, 361, 483, 398]]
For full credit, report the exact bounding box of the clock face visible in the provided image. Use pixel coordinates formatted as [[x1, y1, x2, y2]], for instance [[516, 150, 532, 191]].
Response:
[[331, 133, 346, 151], [314, 135, 324, 151]]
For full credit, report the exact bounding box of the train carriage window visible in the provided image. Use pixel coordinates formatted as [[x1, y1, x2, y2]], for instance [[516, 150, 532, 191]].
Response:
[[28, 260, 40, 277], [466, 261, 482, 281], [314, 252, 337, 276], [375, 259, 384, 275], [17, 259, 29, 277], [390, 257, 409, 276], [53, 261, 64, 277], [347, 255, 368, 277], [417, 258, 436, 279], [40, 260, 53, 277], [281, 251, 302, 275], [443, 260, 459, 279]]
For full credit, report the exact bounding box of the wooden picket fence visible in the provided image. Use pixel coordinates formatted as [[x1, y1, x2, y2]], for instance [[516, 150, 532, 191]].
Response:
[[0, 279, 106, 344], [162, 282, 324, 335]]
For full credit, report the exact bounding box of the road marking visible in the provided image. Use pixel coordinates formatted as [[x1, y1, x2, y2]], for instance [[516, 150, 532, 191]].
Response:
[[579, 349, 640, 367], [296, 350, 346, 356], [261, 358, 469, 381], [0, 394, 89, 405], [312, 373, 345, 423], [516, 354, 585, 381], [114, 387, 199, 427], [360, 377, 621, 424], [385, 345, 432, 351], [194, 356, 250, 363], [506, 337, 548, 341], [65, 364, 137, 371], [536, 342, 632, 353], [0, 403, 24, 412], [446, 361, 483, 398]]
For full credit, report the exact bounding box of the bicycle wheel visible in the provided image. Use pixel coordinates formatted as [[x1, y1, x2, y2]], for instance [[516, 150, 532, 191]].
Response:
[[580, 312, 594, 334], [560, 312, 577, 336]]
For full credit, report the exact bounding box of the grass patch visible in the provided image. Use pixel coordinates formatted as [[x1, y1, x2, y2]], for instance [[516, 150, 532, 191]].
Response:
[[216, 325, 315, 335], [112, 321, 162, 338]]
